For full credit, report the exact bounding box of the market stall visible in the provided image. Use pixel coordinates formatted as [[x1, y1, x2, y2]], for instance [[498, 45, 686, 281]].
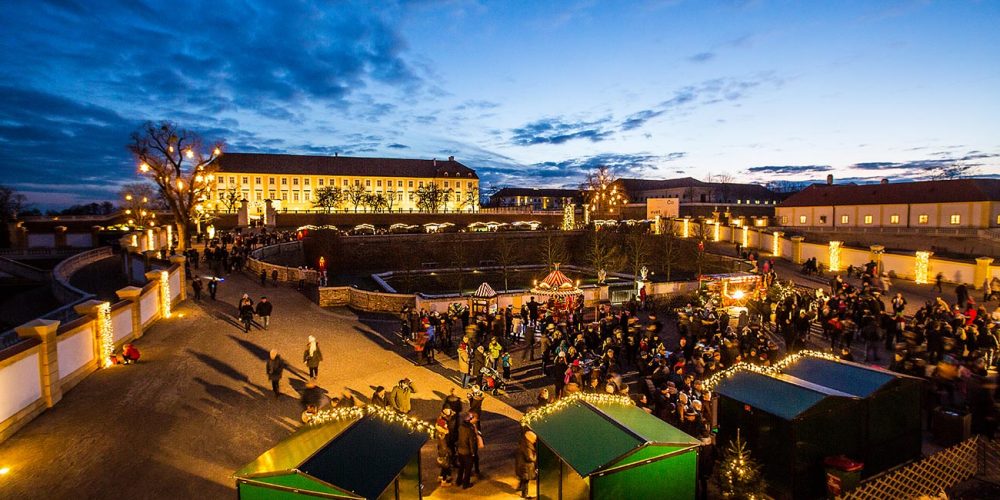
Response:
[[235, 407, 430, 499], [470, 281, 497, 316], [530, 264, 584, 311], [524, 393, 701, 500]]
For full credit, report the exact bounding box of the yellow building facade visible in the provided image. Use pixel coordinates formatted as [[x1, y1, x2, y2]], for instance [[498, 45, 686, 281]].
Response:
[[210, 153, 479, 214]]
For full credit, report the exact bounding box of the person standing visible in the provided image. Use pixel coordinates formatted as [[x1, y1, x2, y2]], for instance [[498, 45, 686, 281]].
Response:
[[191, 276, 203, 301], [456, 413, 478, 489], [501, 350, 512, 380], [271, 269, 279, 287], [935, 272, 944, 293], [370, 386, 389, 408], [239, 295, 255, 333], [266, 350, 284, 397], [389, 378, 416, 414], [458, 338, 472, 388], [208, 277, 218, 300], [255, 296, 273, 330], [436, 412, 454, 487], [515, 429, 538, 499], [303, 335, 323, 378], [260, 269, 267, 287]]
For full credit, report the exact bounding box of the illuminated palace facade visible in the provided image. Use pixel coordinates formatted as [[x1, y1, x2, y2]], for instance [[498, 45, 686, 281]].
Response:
[[210, 153, 479, 214]]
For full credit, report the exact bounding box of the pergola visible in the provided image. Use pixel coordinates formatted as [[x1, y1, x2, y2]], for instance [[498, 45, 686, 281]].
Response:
[[471, 281, 498, 316]]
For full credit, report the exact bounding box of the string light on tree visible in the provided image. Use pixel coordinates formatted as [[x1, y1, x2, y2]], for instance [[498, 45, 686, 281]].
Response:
[[97, 302, 114, 368], [160, 270, 171, 319], [915, 251, 932, 284], [829, 241, 842, 272]]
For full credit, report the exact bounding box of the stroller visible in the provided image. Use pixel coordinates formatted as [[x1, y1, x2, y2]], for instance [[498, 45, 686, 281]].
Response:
[[480, 365, 507, 396]]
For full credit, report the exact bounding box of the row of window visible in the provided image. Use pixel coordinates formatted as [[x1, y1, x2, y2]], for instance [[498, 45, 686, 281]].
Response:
[[223, 190, 469, 203], [794, 214, 963, 225], [218, 176, 474, 189]]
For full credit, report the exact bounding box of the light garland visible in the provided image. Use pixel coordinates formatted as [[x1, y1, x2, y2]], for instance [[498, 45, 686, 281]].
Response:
[[166, 224, 172, 247], [829, 241, 842, 272], [742, 226, 749, 248], [521, 392, 635, 427], [915, 251, 931, 284], [160, 270, 171, 318], [130, 234, 138, 247], [703, 350, 840, 391], [307, 404, 437, 437], [97, 302, 114, 368], [772, 232, 781, 257], [562, 203, 575, 230], [146, 228, 154, 250], [713, 222, 721, 242], [682, 218, 690, 238]]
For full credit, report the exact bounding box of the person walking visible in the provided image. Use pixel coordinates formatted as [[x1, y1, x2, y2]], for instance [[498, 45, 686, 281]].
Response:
[[515, 429, 538, 498], [255, 296, 273, 330], [266, 349, 285, 397], [271, 269, 279, 287], [456, 413, 478, 489], [436, 413, 454, 487], [191, 276, 203, 301], [458, 338, 472, 388], [239, 295, 255, 333], [935, 272, 944, 293], [370, 386, 389, 408], [303, 336, 323, 378], [208, 277, 218, 300], [260, 269, 267, 287], [389, 378, 416, 414]]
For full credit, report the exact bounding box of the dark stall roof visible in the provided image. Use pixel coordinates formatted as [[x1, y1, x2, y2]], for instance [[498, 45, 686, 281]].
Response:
[[782, 357, 912, 398], [715, 370, 856, 421]]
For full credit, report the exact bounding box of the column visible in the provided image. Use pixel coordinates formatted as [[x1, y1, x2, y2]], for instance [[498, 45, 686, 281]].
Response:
[[975, 257, 994, 290], [772, 232, 783, 257], [869, 245, 885, 275], [54, 225, 68, 248], [238, 198, 249, 227], [73, 299, 108, 367], [265, 199, 277, 227], [169, 255, 187, 301], [116, 286, 143, 338], [15, 319, 62, 407], [791, 236, 805, 265]]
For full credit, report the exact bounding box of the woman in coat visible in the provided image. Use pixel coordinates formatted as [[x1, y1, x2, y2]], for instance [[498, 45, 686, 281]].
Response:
[[303, 336, 323, 378], [239, 296, 255, 333], [458, 337, 471, 388], [515, 429, 538, 498]]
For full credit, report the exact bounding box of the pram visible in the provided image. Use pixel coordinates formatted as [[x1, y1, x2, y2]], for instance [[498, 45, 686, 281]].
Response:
[[480, 365, 507, 396]]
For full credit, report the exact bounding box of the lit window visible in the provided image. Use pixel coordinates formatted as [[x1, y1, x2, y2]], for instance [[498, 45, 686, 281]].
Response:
[[996, 214, 1000, 225], [864, 215, 873, 224], [408, 180, 414, 188], [365, 179, 371, 187], [950, 214, 961, 225], [781, 216, 788, 225], [281, 178, 287, 185], [889, 215, 899, 224], [254, 177, 261, 184], [269, 177, 275, 185], [304, 178, 310, 186], [799, 215, 807, 224], [293, 178, 299, 185], [737, 200, 741, 204], [819, 215, 827, 224], [918, 214, 928, 224], [840, 215, 849, 224], [318, 179, 324, 186]]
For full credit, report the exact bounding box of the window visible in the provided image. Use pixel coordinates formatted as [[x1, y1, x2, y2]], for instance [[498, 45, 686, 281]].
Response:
[[281, 178, 287, 185], [241, 176, 248, 185], [376, 180, 382, 187], [841, 215, 849, 224], [354, 179, 360, 186], [468, 182, 473, 188], [398, 193, 403, 201], [343, 179, 348, 186], [781, 216, 788, 225], [293, 192, 299, 202], [799, 215, 807, 224], [281, 193, 288, 201], [890, 215, 900, 224], [408, 181, 414, 188], [304, 178, 311, 186], [254, 177, 261, 184], [419, 181, 424, 187], [398, 181, 403, 187], [819, 215, 827, 224], [292, 178, 299, 186], [365, 179, 371, 187], [304, 192, 310, 201], [269, 191, 275, 200], [269, 177, 275, 185], [997, 214, 1000, 225], [918, 214, 929, 224], [737, 200, 742, 204], [255, 192, 262, 201], [864, 215, 873, 224], [950, 214, 961, 225], [444, 181, 450, 188], [229, 176, 236, 184], [318, 178, 324, 186]]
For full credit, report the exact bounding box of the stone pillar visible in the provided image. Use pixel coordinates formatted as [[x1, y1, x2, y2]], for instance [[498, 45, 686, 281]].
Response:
[[975, 257, 994, 290], [116, 286, 144, 339], [90, 225, 103, 248], [53, 225, 68, 248], [870, 245, 886, 275], [791, 236, 805, 265], [170, 255, 187, 302], [238, 198, 250, 227], [13, 221, 28, 248], [15, 319, 62, 407], [73, 299, 107, 364], [265, 199, 277, 228]]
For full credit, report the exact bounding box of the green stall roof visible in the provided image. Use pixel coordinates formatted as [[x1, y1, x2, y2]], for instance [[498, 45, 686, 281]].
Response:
[[782, 357, 903, 397], [528, 399, 700, 477], [714, 370, 857, 421], [236, 414, 428, 499]]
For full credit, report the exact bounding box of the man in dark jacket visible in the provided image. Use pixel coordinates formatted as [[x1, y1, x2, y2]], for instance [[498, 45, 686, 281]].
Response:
[[515, 429, 538, 498], [255, 297, 273, 330], [456, 413, 478, 489], [207, 277, 218, 300], [266, 349, 284, 397]]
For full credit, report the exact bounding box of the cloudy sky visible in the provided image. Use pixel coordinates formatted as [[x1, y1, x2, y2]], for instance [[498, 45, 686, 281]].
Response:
[[1, 0, 998, 208]]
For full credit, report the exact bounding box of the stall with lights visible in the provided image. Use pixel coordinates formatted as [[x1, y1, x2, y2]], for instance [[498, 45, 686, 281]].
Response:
[[235, 406, 429, 499], [701, 272, 762, 316], [530, 264, 584, 311], [470, 281, 498, 316], [524, 393, 701, 500]]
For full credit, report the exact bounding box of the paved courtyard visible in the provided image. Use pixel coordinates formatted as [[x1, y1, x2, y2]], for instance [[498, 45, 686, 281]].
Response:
[[0, 270, 532, 499]]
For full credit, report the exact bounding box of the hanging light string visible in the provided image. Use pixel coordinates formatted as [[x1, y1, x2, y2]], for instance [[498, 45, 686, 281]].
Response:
[[703, 349, 839, 391], [306, 404, 437, 437], [521, 392, 635, 427], [97, 302, 114, 368]]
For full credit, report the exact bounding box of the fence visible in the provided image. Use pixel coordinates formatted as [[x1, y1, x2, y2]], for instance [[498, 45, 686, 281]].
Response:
[[837, 436, 1000, 500]]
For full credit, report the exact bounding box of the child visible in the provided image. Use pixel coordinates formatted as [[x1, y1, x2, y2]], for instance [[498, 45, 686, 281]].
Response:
[[500, 350, 512, 380]]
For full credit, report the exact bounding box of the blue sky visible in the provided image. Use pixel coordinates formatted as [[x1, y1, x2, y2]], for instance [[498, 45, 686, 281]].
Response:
[[1, 0, 998, 208]]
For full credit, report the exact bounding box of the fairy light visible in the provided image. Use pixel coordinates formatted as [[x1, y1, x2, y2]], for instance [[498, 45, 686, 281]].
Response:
[[562, 203, 575, 230], [742, 226, 749, 248], [714, 221, 721, 242], [307, 405, 436, 437], [166, 225, 172, 247], [97, 302, 114, 368], [829, 241, 842, 272], [772, 232, 781, 257], [521, 392, 634, 427], [146, 228, 154, 249], [130, 234, 138, 247], [682, 218, 690, 238], [160, 270, 171, 318], [915, 251, 931, 284], [703, 350, 839, 391]]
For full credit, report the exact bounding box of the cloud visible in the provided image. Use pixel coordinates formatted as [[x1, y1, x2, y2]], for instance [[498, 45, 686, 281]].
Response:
[[387, 143, 410, 149], [510, 117, 614, 146], [687, 52, 716, 63], [620, 76, 776, 131], [746, 165, 833, 174], [454, 100, 500, 111]]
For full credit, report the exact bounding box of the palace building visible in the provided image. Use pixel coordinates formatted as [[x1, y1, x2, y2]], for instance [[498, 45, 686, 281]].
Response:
[[210, 153, 479, 214]]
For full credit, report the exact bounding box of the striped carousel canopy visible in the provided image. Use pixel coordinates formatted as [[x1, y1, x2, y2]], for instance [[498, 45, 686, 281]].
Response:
[[474, 282, 497, 298], [531, 264, 582, 297]]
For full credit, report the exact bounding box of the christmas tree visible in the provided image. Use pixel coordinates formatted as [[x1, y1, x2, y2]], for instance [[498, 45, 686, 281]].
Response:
[[715, 429, 768, 499]]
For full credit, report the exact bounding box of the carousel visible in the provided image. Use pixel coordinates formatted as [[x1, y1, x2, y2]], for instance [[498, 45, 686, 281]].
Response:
[[471, 282, 498, 316], [530, 264, 583, 311], [701, 272, 762, 317]]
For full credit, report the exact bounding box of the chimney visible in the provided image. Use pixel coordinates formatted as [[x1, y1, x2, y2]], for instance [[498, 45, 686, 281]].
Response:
[[334, 152, 338, 157], [881, 178, 889, 184], [826, 174, 834, 185], [448, 155, 455, 162], [432, 158, 437, 166]]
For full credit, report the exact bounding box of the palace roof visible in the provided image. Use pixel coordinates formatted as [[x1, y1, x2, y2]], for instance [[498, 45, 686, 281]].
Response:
[[778, 178, 1000, 207], [213, 152, 478, 179]]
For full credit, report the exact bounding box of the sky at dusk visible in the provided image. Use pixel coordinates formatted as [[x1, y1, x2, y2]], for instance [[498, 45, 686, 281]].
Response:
[[1, 0, 998, 208]]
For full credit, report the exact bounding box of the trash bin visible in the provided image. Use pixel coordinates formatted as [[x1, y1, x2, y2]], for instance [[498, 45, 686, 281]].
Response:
[[824, 455, 863, 497]]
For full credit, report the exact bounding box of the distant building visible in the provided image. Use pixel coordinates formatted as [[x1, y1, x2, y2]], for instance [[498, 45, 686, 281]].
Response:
[[616, 177, 781, 205], [488, 187, 582, 210], [211, 153, 479, 214], [775, 178, 1000, 229]]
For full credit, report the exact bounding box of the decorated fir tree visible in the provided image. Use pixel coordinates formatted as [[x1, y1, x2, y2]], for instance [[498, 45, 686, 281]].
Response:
[[715, 429, 768, 499]]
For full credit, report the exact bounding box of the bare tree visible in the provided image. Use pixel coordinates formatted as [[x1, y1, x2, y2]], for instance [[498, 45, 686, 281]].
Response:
[[585, 230, 623, 274], [219, 187, 241, 213], [494, 234, 519, 291], [313, 186, 343, 213], [657, 226, 682, 281], [128, 121, 222, 250], [624, 228, 652, 280], [415, 183, 450, 213], [345, 184, 367, 212], [538, 233, 568, 271]]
